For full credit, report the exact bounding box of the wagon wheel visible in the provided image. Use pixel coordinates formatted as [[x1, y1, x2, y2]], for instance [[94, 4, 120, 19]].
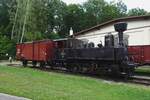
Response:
[[22, 60, 28, 67], [40, 62, 46, 68], [32, 61, 37, 67]]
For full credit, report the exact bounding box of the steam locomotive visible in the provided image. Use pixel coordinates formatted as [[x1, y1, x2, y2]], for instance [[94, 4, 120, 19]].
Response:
[[16, 22, 136, 77]]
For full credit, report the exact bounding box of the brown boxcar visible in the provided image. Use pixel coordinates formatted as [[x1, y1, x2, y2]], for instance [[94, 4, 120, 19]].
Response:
[[128, 45, 150, 65], [16, 40, 54, 65]]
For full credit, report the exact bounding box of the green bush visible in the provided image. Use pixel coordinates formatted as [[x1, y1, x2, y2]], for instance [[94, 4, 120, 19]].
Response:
[[0, 34, 16, 60]]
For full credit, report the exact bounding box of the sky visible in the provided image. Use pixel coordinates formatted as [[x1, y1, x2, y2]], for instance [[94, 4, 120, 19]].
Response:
[[62, 0, 150, 12]]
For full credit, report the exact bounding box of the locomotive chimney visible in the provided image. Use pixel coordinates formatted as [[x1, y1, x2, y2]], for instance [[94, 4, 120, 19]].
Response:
[[114, 22, 127, 46]]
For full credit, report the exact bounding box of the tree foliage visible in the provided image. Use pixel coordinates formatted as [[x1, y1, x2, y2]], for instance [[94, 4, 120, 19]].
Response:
[[128, 8, 148, 16], [46, 0, 67, 37], [62, 4, 86, 36], [0, 0, 14, 37], [0, 34, 15, 59], [83, 0, 127, 24]]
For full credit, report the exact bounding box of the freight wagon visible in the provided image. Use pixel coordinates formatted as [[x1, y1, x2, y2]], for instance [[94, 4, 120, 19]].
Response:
[[128, 45, 150, 65], [16, 40, 54, 66]]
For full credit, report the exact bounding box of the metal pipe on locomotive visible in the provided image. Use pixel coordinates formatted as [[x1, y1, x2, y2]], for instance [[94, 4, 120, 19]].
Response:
[[16, 22, 136, 78]]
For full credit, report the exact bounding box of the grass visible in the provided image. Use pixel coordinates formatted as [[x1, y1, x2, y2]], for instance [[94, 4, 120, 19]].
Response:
[[0, 66, 150, 100]]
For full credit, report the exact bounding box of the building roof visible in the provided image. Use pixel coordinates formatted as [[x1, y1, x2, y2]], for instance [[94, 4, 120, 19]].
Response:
[[75, 15, 150, 36]]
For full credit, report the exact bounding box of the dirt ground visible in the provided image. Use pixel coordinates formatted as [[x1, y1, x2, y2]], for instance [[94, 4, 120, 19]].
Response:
[[0, 60, 21, 66]]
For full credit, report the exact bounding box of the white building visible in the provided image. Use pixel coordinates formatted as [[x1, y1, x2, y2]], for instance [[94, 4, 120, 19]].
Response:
[[75, 15, 150, 47]]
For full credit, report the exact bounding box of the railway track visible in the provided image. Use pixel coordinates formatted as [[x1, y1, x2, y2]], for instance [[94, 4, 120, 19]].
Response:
[[5, 63, 150, 86], [130, 76, 150, 86]]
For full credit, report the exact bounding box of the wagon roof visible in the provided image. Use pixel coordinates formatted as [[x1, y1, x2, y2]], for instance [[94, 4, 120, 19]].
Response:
[[53, 38, 68, 42], [16, 39, 52, 44]]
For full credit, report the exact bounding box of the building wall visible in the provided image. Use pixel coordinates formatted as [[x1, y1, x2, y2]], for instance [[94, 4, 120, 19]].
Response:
[[76, 19, 150, 47]]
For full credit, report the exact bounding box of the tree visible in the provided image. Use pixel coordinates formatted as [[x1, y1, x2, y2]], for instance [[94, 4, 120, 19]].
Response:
[[10, 0, 50, 42], [83, 0, 127, 25], [62, 4, 86, 36], [83, 0, 107, 24], [116, 0, 127, 17], [0, 34, 16, 59], [29, 0, 49, 34], [44, 32, 60, 39], [80, 11, 97, 30], [9, 0, 31, 41], [0, 0, 14, 37], [46, 0, 67, 37], [128, 8, 148, 16]]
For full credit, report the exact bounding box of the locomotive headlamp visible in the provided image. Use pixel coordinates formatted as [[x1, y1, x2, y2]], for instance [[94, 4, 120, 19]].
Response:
[[114, 22, 128, 46]]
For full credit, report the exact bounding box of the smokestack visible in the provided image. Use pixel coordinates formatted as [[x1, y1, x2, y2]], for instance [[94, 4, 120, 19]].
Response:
[[114, 22, 127, 46]]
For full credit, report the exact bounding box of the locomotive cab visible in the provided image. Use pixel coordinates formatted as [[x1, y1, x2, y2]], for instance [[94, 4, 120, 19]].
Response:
[[54, 38, 84, 49], [53, 38, 68, 49], [66, 38, 85, 48]]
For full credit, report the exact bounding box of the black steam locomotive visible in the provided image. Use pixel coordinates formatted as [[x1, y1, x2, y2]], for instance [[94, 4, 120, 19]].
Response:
[[52, 22, 135, 77]]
